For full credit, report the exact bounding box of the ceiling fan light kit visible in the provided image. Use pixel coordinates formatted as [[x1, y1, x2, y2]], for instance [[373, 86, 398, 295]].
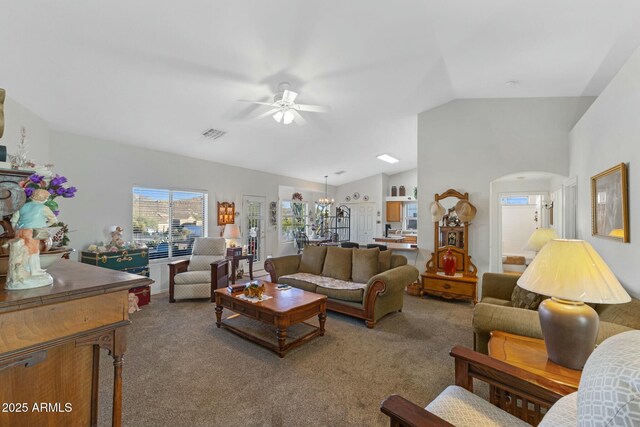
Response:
[[241, 82, 330, 125]]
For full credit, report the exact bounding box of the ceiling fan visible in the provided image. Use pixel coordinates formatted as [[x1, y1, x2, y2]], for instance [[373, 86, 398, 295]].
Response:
[[239, 82, 330, 125]]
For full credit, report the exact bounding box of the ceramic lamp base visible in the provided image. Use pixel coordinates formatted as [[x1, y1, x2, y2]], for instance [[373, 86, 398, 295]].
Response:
[[538, 297, 599, 370]]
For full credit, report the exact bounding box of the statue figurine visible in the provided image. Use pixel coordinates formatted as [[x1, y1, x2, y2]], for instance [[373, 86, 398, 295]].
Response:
[[6, 189, 58, 290]]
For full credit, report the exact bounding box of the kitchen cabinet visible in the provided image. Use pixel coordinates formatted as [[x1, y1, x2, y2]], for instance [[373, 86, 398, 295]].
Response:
[[386, 201, 402, 222]]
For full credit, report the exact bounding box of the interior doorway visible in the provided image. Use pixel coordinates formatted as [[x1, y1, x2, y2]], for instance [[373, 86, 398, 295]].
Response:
[[489, 172, 569, 273], [500, 193, 545, 272], [243, 195, 265, 264], [349, 203, 376, 244]]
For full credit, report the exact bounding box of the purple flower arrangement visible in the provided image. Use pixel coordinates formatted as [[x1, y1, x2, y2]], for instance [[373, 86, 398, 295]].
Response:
[[20, 173, 77, 215]]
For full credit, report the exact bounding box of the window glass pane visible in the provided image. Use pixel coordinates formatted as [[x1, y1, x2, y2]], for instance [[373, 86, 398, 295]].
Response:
[[133, 188, 206, 260], [280, 201, 308, 241], [172, 191, 206, 257]]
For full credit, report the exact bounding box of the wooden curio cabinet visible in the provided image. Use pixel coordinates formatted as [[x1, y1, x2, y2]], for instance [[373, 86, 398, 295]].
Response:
[[217, 202, 235, 226]]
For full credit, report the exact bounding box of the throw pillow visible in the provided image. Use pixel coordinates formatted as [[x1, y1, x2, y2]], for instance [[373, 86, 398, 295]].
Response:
[[299, 245, 327, 275], [321, 246, 353, 281], [511, 285, 543, 310], [378, 250, 392, 273], [352, 248, 380, 283]]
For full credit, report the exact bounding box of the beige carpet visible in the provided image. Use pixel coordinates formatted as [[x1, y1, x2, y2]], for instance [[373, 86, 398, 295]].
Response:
[[98, 290, 474, 426]]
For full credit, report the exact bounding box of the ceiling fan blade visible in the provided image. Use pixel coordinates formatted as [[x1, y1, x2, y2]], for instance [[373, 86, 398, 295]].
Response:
[[294, 104, 331, 113], [290, 109, 307, 125], [255, 108, 281, 120], [238, 100, 275, 106], [281, 90, 298, 104]]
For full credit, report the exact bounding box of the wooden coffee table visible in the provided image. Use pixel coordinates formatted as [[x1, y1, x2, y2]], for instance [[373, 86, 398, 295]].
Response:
[[214, 281, 327, 357], [488, 330, 581, 395]]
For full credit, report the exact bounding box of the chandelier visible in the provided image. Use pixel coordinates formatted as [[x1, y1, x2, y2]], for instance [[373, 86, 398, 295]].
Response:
[[317, 175, 334, 208]]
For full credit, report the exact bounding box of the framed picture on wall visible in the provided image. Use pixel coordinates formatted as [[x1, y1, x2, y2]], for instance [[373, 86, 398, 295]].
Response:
[[591, 163, 629, 242]]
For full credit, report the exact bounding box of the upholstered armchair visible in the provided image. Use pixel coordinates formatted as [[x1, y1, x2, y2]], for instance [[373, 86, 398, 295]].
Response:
[[168, 237, 228, 302], [381, 330, 640, 426]]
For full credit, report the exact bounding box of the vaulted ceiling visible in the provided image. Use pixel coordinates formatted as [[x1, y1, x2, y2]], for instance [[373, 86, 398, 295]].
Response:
[[2, 1, 640, 185]]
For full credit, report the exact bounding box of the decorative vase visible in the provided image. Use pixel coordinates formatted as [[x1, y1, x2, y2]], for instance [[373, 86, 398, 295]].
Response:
[[443, 248, 457, 276], [391, 186, 397, 196], [399, 186, 406, 196]]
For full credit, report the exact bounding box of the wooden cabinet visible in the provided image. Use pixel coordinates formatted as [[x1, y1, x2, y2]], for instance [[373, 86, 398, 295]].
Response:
[[421, 189, 477, 304], [0, 262, 153, 427], [386, 201, 402, 222], [217, 202, 235, 226]]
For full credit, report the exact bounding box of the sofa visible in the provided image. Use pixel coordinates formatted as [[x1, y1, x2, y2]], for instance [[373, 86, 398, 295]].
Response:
[[473, 272, 640, 353], [264, 245, 419, 328]]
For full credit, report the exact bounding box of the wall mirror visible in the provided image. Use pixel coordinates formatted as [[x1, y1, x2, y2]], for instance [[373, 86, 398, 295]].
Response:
[[591, 163, 629, 242]]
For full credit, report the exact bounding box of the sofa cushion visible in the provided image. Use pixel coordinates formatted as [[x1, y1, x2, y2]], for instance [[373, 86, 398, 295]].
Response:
[[578, 331, 640, 426], [322, 246, 353, 280], [280, 272, 366, 302], [174, 271, 211, 285], [596, 297, 640, 330], [426, 385, 530, 427], [481, 297, 512, 307], [278, 276, 318, 293], [188, 255, 224, 271], [315, 286, 363, 303], [352, 248, 380, 283], [511, 285, 543, 310], [299, 245, 327, 275], [539, 392, 577, 427], [378, 249, 392, 273]]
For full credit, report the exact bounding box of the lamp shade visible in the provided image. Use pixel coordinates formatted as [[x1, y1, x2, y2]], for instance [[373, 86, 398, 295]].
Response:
[[517, 239, 630, 304], [525, 228, 558, 252], [223, 224, 241, 239]]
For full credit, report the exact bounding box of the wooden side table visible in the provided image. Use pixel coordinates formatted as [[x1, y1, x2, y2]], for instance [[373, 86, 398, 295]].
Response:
[[488, 330, 581, 395], [226, 253, 254, 284]]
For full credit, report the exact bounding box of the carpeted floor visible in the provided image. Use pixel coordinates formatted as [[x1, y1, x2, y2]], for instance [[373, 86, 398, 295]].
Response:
[[98, 289, 474, 427]]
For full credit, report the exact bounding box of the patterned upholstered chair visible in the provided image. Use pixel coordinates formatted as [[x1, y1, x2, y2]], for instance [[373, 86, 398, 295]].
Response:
[[381, 330, 640, 426], [168, 237, 228, 302]]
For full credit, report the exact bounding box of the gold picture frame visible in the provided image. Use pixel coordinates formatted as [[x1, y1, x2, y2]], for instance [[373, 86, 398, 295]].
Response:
[[591, 163, 629, 242]]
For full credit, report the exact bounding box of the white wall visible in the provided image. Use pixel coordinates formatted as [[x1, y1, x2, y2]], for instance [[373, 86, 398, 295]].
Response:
[[387, 168, 417, 198], [1, 95, 50, 164], [418, 97, 594, 284], [49, 131, 326, 294], [335, 173, 385, 238], [570, 45, 640, 298], [501, 205, 539, 258]]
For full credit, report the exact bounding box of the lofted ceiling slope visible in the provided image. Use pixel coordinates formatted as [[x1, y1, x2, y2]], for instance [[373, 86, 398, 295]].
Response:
[[1, 1, 640, 185]]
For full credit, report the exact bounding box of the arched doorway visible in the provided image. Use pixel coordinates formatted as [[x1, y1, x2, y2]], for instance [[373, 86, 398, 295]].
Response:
[[489, 171, 570, 273]]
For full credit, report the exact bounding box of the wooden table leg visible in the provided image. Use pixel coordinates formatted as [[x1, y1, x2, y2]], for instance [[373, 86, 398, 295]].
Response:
[[111, 328, 126, 427], [276, 327, 287, 357], [230, 260, 237, 284], [318, 312, 326, 336], [215, 305, 223, 328]]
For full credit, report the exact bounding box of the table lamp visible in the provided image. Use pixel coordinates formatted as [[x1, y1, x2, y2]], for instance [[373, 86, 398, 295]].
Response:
[[223, 224, 241, 247], [517, 239, 630, 370], [525, 228, 558, 253]]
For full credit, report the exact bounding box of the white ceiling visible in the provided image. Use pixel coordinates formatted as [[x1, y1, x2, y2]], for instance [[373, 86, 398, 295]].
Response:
[[2, 1, 640, 185]]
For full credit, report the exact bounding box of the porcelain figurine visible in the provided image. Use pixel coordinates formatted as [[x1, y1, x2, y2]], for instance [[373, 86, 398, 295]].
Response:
[[6, 189, 58, 290]]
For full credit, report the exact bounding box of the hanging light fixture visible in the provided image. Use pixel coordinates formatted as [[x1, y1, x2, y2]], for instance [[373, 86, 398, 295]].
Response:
[[317, 175, 334, 208], [272, 108, 295, 125]]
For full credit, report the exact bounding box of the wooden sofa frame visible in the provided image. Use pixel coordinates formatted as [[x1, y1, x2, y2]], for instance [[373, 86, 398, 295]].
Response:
[[381, 346, 568, 426]]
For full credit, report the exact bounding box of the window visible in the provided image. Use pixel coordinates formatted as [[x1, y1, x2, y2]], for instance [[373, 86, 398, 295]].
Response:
[[280, 200, 308, 241], [404, 202, 418, 230], [132, 187, 207, 260]]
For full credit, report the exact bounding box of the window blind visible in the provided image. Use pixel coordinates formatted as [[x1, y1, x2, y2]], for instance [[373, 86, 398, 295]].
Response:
[[133, 187, 207, 260]]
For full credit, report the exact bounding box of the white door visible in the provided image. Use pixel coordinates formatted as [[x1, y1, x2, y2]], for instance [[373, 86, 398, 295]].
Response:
[[353, 203, 376, 244], [243, 196, 265, 263]]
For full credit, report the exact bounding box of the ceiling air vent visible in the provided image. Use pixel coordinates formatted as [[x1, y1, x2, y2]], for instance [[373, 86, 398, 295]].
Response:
[[334, 170, 346, 175], [202, 128, 227, 140]]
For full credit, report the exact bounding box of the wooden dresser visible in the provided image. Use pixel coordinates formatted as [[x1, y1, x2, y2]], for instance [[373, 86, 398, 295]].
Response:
[[0, 261, 153, 427]]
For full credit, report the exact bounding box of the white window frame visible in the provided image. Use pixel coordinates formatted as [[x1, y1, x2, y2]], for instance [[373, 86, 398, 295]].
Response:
[[132, 187, 208, 262], [403, 202, 418, 231], [279, 200, 309, 242]]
